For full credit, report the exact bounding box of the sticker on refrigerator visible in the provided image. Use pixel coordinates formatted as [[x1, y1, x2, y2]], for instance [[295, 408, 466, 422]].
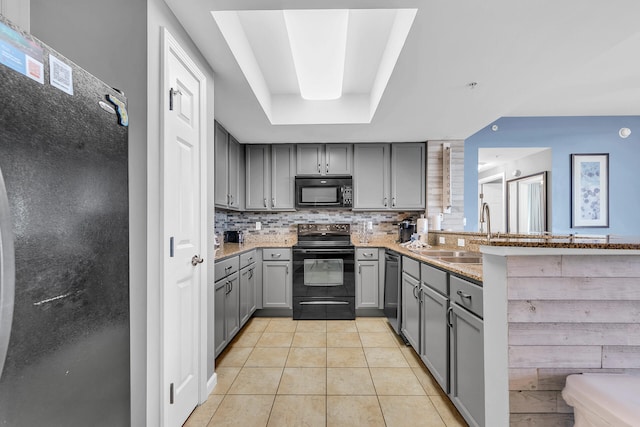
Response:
[[0, 21, 44, 83], [49, 54, 73, 95]]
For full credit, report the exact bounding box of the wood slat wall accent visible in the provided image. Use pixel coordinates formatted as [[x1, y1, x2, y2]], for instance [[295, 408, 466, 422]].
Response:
[[426, 140, 464, 230], [505, 254, 640, 426]]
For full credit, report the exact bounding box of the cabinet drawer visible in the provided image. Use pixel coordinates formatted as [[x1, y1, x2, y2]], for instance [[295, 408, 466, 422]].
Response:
[[421, 263, 447, 296], [450, 275, 483, 318], [263, 248, 291, 261], [240, 249, 257, 268], [215, 256, 239, 282], [356, 248, 378, 260], [402, 256, 420, 279]]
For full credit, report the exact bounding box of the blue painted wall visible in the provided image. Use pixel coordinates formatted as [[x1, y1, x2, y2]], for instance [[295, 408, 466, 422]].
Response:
[[464, 116, 640, 236]]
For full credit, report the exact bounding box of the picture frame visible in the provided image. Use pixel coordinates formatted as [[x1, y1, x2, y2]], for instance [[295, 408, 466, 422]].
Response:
[[571, 153, 609, 228]]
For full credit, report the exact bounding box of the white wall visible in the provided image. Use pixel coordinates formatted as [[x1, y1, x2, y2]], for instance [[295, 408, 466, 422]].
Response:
[[1, 0, 30, 31], [31, 1, 216, 425]]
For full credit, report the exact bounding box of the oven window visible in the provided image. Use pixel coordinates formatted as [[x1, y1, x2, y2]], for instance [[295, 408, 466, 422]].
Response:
[[301, 187, 339, 204], [303, 259, 343, 286]]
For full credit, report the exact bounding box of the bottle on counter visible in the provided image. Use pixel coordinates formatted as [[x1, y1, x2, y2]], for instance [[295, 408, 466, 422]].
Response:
[[238, 230, 244, 245]]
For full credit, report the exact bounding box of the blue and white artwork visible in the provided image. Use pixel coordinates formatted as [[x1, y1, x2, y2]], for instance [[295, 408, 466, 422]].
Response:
[[580, 161, 601, 220]]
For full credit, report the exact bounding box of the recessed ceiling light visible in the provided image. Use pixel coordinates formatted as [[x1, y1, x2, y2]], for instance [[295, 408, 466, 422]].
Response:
[[284, 10, 348, 100], [619, 127, 631, 138]]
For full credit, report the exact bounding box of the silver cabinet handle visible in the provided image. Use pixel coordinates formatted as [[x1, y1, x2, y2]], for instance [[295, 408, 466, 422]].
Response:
[[224, 265, 233, 272], [392, 197, 396, 207], [229, 194, 233, 205], [326, 163, 329, 174], [272, 198, 275, 207], [358, 264, 362, 274], [248, 268, 254, 279], [286, 265, 289, 275], [318, 163, 321, 173], [412, 284, 418, 299], [457, 290, 472, 300], [447, 306, 453, 328], [191, 255, 204, 266], [225, 280, 231, 294], [263, 198, 267, 207], [363, 252, 373, 257], [384, 197, 388, 207], [271, 253, 282, 258], [248, 257, 253, 262]]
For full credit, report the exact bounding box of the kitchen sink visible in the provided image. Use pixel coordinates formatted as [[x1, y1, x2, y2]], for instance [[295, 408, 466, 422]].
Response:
[[437, 256, 483, 264]]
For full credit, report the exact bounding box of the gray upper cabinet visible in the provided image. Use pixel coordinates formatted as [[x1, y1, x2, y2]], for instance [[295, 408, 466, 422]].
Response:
[[245, 145, 270, 210], [296, 144, 352, 176], [271, 145, 296, 210], [214, 122, 244, 210], [353, 144, 390, 209], [245, 145, 295, 211], [391, 143, 425, 210], [353, 143, 425, 210]]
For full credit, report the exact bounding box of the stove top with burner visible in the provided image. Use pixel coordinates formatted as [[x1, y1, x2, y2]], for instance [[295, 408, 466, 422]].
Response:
[[295, 223, 352, 248]]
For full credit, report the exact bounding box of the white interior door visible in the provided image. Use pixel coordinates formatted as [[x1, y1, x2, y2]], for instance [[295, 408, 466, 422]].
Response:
[[162, 28, 207, 427]]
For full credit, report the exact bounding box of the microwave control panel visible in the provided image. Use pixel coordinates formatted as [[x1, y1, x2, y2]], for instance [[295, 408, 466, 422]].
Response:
[[342, 186, 353, 207]]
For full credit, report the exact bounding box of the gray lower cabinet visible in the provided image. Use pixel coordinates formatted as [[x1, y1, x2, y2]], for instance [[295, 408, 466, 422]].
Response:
[[448, 276, 484, 427], [214, 271, 239, 357], [262, 248, 292, 308], [401, 271, 421, 350], [421, 284, 449, 392], [239, 263, 257, 327], [356, 260, 378, 308]]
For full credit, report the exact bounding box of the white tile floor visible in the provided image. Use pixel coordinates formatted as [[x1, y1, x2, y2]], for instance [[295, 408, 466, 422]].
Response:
[[184, 317, 468, 427]]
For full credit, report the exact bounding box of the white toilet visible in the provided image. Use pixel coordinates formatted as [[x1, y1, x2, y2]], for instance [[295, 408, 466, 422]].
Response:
[[562, 373, 640, 427]]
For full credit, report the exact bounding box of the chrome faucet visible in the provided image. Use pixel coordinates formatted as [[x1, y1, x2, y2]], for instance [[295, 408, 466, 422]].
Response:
[[480, 202, 492, 241]]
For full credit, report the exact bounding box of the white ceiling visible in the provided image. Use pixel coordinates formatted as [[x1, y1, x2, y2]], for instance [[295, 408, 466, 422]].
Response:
[[478, 147, 550, 172], [164, 0, 640, 143]]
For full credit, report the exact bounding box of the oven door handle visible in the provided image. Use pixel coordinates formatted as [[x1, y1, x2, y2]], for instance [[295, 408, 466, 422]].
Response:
[[299, 301, 350, 305], [294, 249, 354, 255]]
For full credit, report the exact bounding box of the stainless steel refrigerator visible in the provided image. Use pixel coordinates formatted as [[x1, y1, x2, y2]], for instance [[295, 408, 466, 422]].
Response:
[[0, 17, 130, 426]]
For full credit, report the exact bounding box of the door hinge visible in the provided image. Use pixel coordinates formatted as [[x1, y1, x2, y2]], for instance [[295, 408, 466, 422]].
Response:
[[170, 236, 174, 257], [169, 88, 182, 111], [170, 383, 174, 404]]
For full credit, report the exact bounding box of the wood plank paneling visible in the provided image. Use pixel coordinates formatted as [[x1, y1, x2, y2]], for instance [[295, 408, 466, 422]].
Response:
[[602, 346, 640, 368], [509, 391, 558, 413], [509, 346, 602, 368], [508, 276, 640, 300], [508, 300, 640, 323], [507, 256, 562, 277], [562, 255, 640, 277], [509, 368, 539, 390], [509, 323, 640, 346], [509, 413, 574, 427]]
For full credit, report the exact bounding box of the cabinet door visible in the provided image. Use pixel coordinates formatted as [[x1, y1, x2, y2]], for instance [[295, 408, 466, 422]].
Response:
[[326, 144, 353, 175], [353, 144, 390, 209], [245, 145, 270, 210], [401, 272, 421, 350], [214, 123, 229, 207], [450, 304, 485, 427], [356, 260, 379, 308], [421, 285, 449, 393], [227, 135, 244, 210], [391, 143, 425, 210], [225, 273, 240, 341], [263, 261, 291, 308], [271, 145, 295, 210], [214, 279, 227, 357], [296, 144, 323, 175], [239, 265, 256, 326]]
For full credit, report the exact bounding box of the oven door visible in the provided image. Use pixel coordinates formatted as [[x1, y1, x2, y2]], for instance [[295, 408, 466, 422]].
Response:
[[292, 247, 355, 320]]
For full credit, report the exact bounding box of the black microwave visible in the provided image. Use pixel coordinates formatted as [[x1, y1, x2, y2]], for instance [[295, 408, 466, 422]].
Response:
[[295, 176, 353, 209]]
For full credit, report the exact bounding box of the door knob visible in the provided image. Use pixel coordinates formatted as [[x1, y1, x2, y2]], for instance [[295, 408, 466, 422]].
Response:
[[191, 255, 204, 266]]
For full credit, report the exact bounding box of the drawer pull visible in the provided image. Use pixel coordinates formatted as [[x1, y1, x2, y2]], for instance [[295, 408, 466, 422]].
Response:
[[271, 253, 282, 258], [457, 290, 472, 299], [363, 253, 373, 257]]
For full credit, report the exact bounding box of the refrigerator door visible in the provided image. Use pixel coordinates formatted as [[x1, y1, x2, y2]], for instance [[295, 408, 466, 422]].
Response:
[[0, 165, 15, 380], [0, 18, 130, 426]]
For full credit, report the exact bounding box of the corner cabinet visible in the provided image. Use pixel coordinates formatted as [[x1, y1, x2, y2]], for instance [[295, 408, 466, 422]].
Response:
[[262, 248, 292, 308], [246, 145, 296, 211], [214, 122, 244, 210], [353, 143, 425, 210], [296, 144, 353, 176]]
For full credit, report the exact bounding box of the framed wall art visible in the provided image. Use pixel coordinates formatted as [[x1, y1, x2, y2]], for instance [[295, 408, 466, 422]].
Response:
[[571, 153, 609, 228]]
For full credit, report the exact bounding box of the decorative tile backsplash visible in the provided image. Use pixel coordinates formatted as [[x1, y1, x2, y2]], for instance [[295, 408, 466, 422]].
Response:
[[215, 210, 424, 236]]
